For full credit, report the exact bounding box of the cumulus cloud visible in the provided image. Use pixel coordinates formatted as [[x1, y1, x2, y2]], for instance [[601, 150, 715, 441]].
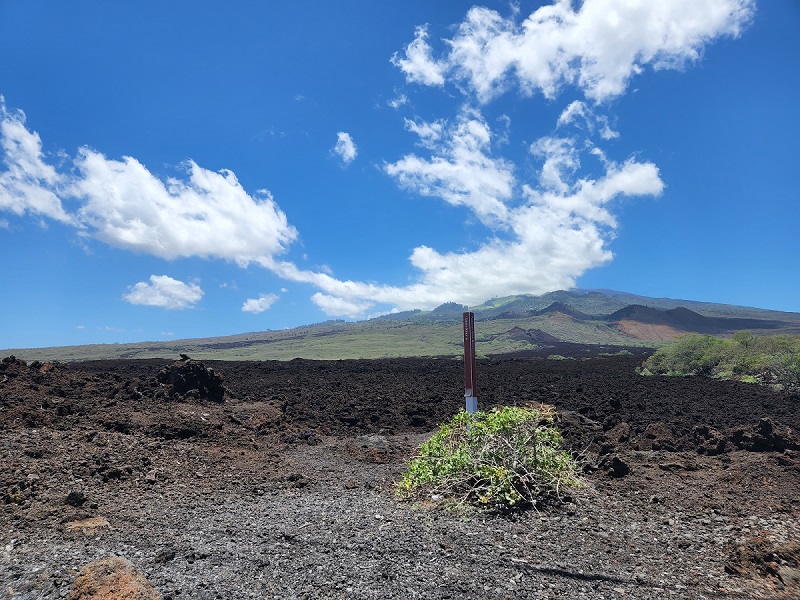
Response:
[[530, 136, 581, 194], [385, 109, 515, 226], [123, 275, 204, 310], [72, 152, 296, 263], [262, 143, 663, 317], [403, 118, 445, 149], [523, 154, 664, 228], [0, 102, 298, 266], [4, 90, 661, 320], [0, 1, 750, 322], [241, 293, 279, 314], [390, 25, 446, 86], [333, 132, 357, 165], [254, 0, 749, 319], [0, 99, 72, 223], [310, 293, 374, 319], [392, 0, 754, 102]]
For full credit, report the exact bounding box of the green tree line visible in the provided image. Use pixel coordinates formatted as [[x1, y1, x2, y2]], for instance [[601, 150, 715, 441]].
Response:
[[640, 332, 800, 391]]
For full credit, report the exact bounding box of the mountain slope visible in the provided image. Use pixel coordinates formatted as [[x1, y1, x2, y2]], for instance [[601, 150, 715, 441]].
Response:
[[4, 290, 800, 362]]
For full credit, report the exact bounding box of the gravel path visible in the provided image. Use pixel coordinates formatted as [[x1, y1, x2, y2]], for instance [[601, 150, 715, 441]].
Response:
[[3, 436, 798, 599]]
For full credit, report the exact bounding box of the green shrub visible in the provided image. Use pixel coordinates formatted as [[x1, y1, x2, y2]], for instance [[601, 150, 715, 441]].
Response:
[[397, 406, 581, 511], [641, 332, 800, 390], [641, 334, 726, 376]]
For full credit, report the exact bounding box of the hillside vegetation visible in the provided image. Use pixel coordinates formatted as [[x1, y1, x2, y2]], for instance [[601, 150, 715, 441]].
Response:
[[640, 332, 800, 391], [5, 290, 800, 362]]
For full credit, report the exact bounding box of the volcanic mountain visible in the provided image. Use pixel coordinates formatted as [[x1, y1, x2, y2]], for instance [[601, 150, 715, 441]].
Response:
[[3, 290, 799, 361]]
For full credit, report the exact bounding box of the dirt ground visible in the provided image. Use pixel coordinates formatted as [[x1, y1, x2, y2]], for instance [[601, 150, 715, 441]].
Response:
[[1, 347, 799, 599]]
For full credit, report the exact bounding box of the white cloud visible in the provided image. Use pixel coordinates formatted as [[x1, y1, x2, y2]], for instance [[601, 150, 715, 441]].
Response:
[[403, 118, 445, 149], [386, 109, 514, 226], [0, 99, 72, 223], [523, 157, 664, 228], [242, 293, 279, 314], [310, 293, 374, 319], [0, 93, 654, 323], [257, 1, 687, 320], [388, 94, 409, 109], [262, 145, 663, 317], [333, 132, 357, 165], [596, 116, 619, 141], [530, 136, 581, 194], [0, 0, 747, 323], [557, 101, 619, 140], [390, 25, 446, 86], [393, 0, 754, 102], [0, 102, 298, 266], [123, 275, 204, 310], [557, 101, 588, 128], [72, 151, 297, 263]]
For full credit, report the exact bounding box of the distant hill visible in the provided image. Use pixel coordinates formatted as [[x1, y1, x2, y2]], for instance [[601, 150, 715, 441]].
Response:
[[4, 290, 800, 362], [488, 327, 561, 345], [606, 304, 786, 332]]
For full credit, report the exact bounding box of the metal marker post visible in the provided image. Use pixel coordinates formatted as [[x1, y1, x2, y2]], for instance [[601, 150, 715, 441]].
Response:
[[463, 311, 477, 414]]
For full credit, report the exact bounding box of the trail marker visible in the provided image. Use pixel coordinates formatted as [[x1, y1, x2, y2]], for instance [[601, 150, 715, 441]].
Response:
[[463, 311, 477, 414]]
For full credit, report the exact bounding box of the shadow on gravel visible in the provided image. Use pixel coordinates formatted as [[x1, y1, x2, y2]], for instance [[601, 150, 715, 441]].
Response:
[[524, 564, 634, 584]]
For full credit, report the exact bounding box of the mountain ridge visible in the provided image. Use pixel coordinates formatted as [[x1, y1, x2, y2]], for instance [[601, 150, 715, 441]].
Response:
[[4, 290, 800, 362]]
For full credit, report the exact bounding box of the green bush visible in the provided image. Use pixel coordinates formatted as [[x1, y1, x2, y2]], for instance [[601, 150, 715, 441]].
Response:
[[397, 406, 581, 511], [599, 349, 634, 357], [641, 334, 726, 376], [641, 332, 800, 390]]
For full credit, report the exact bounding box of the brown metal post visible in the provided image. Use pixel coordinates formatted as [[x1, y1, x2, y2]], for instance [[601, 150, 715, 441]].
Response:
[[463, 312, 477, 413]]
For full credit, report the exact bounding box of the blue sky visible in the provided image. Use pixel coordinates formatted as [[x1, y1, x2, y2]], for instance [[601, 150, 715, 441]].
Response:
[[1, 0, 797, 349]]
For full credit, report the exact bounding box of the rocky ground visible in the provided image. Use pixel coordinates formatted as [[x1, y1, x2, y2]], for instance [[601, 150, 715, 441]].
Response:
[[1, 348, 799, 599]]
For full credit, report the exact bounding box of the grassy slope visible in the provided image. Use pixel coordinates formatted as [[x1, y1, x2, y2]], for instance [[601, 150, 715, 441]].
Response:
[[5, 290, 799, 362], [0, 315, 657, 362]]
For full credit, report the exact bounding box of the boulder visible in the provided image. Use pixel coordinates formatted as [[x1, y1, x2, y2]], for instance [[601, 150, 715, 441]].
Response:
[[633, 421, 677, 452], [729, 418, 800, 452], [693, 425, 727, 455], [156, 359, 226, 402], [598, 454, 630, 478]]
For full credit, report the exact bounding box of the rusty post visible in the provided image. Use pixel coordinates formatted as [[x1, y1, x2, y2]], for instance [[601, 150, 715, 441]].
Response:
[[463, 311, 477, 414]]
